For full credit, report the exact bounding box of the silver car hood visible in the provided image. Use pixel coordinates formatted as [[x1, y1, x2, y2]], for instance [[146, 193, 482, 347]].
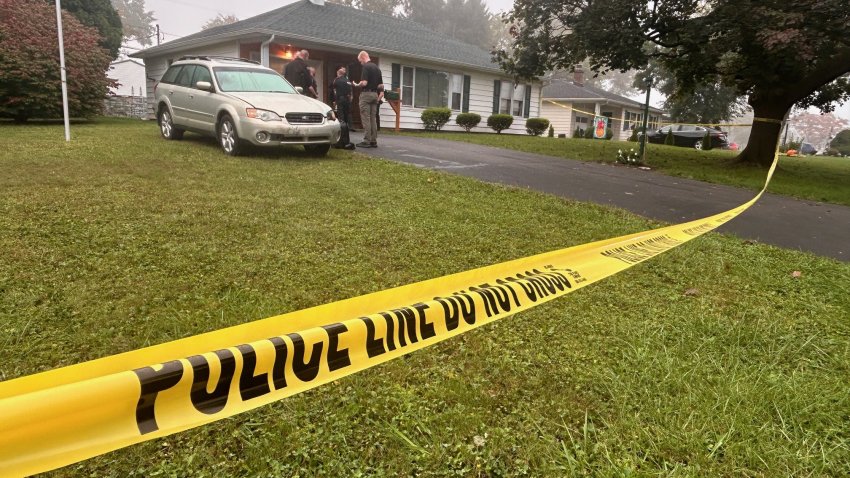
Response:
[[226, 92, 329, 115]]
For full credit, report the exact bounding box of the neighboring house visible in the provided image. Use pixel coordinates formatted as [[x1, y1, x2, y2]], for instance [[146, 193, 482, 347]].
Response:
[[108, 59, 147, 97], [130, 0, 542, 133], [542, 71, 664, 141]]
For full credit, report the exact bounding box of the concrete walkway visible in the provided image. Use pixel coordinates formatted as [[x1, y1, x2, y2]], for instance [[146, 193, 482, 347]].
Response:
[[354, 134, 849, 262]]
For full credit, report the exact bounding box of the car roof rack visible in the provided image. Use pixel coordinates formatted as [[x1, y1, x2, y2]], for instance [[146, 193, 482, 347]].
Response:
[[177, 55, 260, 65]]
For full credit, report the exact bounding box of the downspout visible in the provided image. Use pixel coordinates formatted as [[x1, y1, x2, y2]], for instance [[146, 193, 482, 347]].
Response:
[[261, 34, 275, 67]]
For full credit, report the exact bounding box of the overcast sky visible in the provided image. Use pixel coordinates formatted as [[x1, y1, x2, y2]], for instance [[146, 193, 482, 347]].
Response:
[[141, 0, 848, 121]]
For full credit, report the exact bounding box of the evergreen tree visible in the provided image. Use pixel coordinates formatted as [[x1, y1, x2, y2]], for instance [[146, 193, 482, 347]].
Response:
[[54, 0, 122, 58]]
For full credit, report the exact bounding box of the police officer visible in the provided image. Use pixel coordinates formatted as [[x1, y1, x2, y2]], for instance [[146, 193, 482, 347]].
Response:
[[283, 50, 311, 95], [355, 50, 383, 148], [331, 66, 353, 128]]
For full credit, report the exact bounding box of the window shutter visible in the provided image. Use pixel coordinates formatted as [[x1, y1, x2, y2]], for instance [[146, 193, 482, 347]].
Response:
[[492, 79, 500, 114], [391, 63, 400, 90], [523, 84, 532, 118], [462, 75, 471, 113]]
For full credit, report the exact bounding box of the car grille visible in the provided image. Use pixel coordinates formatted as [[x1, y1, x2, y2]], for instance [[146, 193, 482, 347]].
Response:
[[285, 113, 324, 124]]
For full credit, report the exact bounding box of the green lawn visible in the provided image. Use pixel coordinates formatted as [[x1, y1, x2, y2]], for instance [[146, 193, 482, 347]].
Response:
[[1, 119, 848, 477], [394, 131, 850, 207]]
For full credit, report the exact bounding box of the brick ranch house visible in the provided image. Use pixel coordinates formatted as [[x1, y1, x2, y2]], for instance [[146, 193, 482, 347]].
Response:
[[131, 0, 543, 134]]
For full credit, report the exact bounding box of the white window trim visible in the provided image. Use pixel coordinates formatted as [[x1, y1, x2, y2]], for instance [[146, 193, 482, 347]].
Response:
[[400, 65, 466, 111]]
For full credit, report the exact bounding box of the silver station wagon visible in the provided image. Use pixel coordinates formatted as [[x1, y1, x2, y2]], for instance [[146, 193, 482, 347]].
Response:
[[155, 56, 341, 156]]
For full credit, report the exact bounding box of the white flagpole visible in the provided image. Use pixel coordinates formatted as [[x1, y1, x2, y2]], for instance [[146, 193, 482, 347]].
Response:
[[55, 0, 71, 141]]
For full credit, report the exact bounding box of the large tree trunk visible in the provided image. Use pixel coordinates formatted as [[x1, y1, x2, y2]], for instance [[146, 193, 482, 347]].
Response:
[[736, 102, 787, 168]]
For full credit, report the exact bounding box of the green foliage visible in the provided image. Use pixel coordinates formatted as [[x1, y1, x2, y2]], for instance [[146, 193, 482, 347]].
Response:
[[487, 113, 513, 133], [830, 129, 850, 156], [110, 0, 156, 47], [701, 130, 713, 150], [664, 129, 675, 146], [0, 0, 115, 121], [583, 125, 594, 139], [420, 107, 452, 131], [525, 117, 550, 136], [56, 0, 122, 59], [605, 127, 614, 140], [627, 127, 639, 142], [824, 147, 842, 157], [455, 112, 482, 132], [573, 127, 583, 138], [616, 147, 642, 165], [548, 124, 555, 137]]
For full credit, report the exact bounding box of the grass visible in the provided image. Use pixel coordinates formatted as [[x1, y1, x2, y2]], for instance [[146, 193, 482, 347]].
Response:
[[1, 118, 849, 477], [393, 131, 850, 207]]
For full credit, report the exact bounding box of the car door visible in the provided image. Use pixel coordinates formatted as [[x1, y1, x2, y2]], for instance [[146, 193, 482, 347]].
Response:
[[185, 66, 217, 133], [169, 65, 197, 127]]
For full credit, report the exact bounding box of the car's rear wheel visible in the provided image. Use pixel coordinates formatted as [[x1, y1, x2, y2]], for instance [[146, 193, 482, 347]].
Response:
[[693, 139, 703, 150], [304, 144, 331, 156], [158, 108, 183, 140], [218, 115, 242, 156]]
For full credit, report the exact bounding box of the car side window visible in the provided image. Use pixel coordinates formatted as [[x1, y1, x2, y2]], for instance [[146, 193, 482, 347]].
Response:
[[175, 65, 197, 87], [192, 67, 213, 89], [160, 65, 182, 85]]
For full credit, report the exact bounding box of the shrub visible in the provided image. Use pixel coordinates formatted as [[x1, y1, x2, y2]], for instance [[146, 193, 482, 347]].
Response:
[[616, 147, 642, 166], [0, 0, 115, 121], [605, 128, 614, 140], [421, 107, 452, 131], [455, 112, 481, 132], [664, 129, 675, 145], [487, 114, 514, 134], [824, 147, 841, 157], [525, 117, 550, 136], [701, 130, 713, 150], [627, 127, 639, 142], [548, 125, 554, 137], [573, 127, 583, 138], [583, 125, 594, 139], [830, 129, 850, 156]]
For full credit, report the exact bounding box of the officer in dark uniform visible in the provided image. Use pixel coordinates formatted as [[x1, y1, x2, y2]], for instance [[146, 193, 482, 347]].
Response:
[[331, 66, 353, 128], [283, 49, 311, 95], [356, 50, 383, 148]]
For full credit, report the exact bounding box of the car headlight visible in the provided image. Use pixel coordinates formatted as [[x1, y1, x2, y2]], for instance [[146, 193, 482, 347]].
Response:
[[246, 108, 281, 121], [325, 110, 336, 121]]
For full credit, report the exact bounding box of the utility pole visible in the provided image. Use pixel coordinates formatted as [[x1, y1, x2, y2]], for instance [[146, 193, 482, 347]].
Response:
[[55, 0, 70, 141], [156, 24, 160, 45], [638, 75, 652, 163]]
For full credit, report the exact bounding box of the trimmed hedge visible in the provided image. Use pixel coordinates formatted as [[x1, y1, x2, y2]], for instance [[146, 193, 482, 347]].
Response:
[[455, 112, 482, 132], [487, 114, 514, 134], [525, 117, 550, 136], [421, 107, 452, 131]]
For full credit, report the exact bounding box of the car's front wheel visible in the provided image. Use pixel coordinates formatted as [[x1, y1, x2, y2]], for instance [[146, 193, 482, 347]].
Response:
[[693, 139, 704, 150], [218, 115, 242, 156], [304, 144, 331, 156], [158, 108, 184, 140]]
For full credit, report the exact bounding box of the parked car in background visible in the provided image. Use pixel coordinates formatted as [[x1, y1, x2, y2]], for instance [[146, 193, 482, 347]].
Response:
[[154, 56, 340, 156], [643, 124, 729, 150], [800, 142, 817, 155]]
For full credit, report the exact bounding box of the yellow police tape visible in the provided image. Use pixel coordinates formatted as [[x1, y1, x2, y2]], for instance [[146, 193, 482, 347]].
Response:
[[0, 154, 779, 477]]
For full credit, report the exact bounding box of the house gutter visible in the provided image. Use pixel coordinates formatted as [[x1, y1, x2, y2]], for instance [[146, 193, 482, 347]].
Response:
[[261, 34, 276, 67]]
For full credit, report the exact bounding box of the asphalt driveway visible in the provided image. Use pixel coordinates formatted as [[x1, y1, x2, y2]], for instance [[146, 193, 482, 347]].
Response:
[[353, 133, 849, 262]]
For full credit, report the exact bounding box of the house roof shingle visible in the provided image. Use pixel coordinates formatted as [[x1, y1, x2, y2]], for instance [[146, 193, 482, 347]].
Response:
[[542, 79, 663, 113], [132, 0, 500, 72]]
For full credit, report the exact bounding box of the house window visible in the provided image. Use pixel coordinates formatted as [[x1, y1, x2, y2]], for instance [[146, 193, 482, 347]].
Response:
[[499, 80, 511, 114], [450, 73, 463, 111], [399, 66, 464, 110], [649, 115, 660, 129], [624, 111, 643, 130], [498, 82, 529, 116], [575, 116, 589, 133], [401, 66, 414, 107], [414, 68, 449, 109]]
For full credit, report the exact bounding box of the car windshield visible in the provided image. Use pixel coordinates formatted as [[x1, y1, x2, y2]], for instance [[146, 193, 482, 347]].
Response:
[[213, 67, 297, 93]]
